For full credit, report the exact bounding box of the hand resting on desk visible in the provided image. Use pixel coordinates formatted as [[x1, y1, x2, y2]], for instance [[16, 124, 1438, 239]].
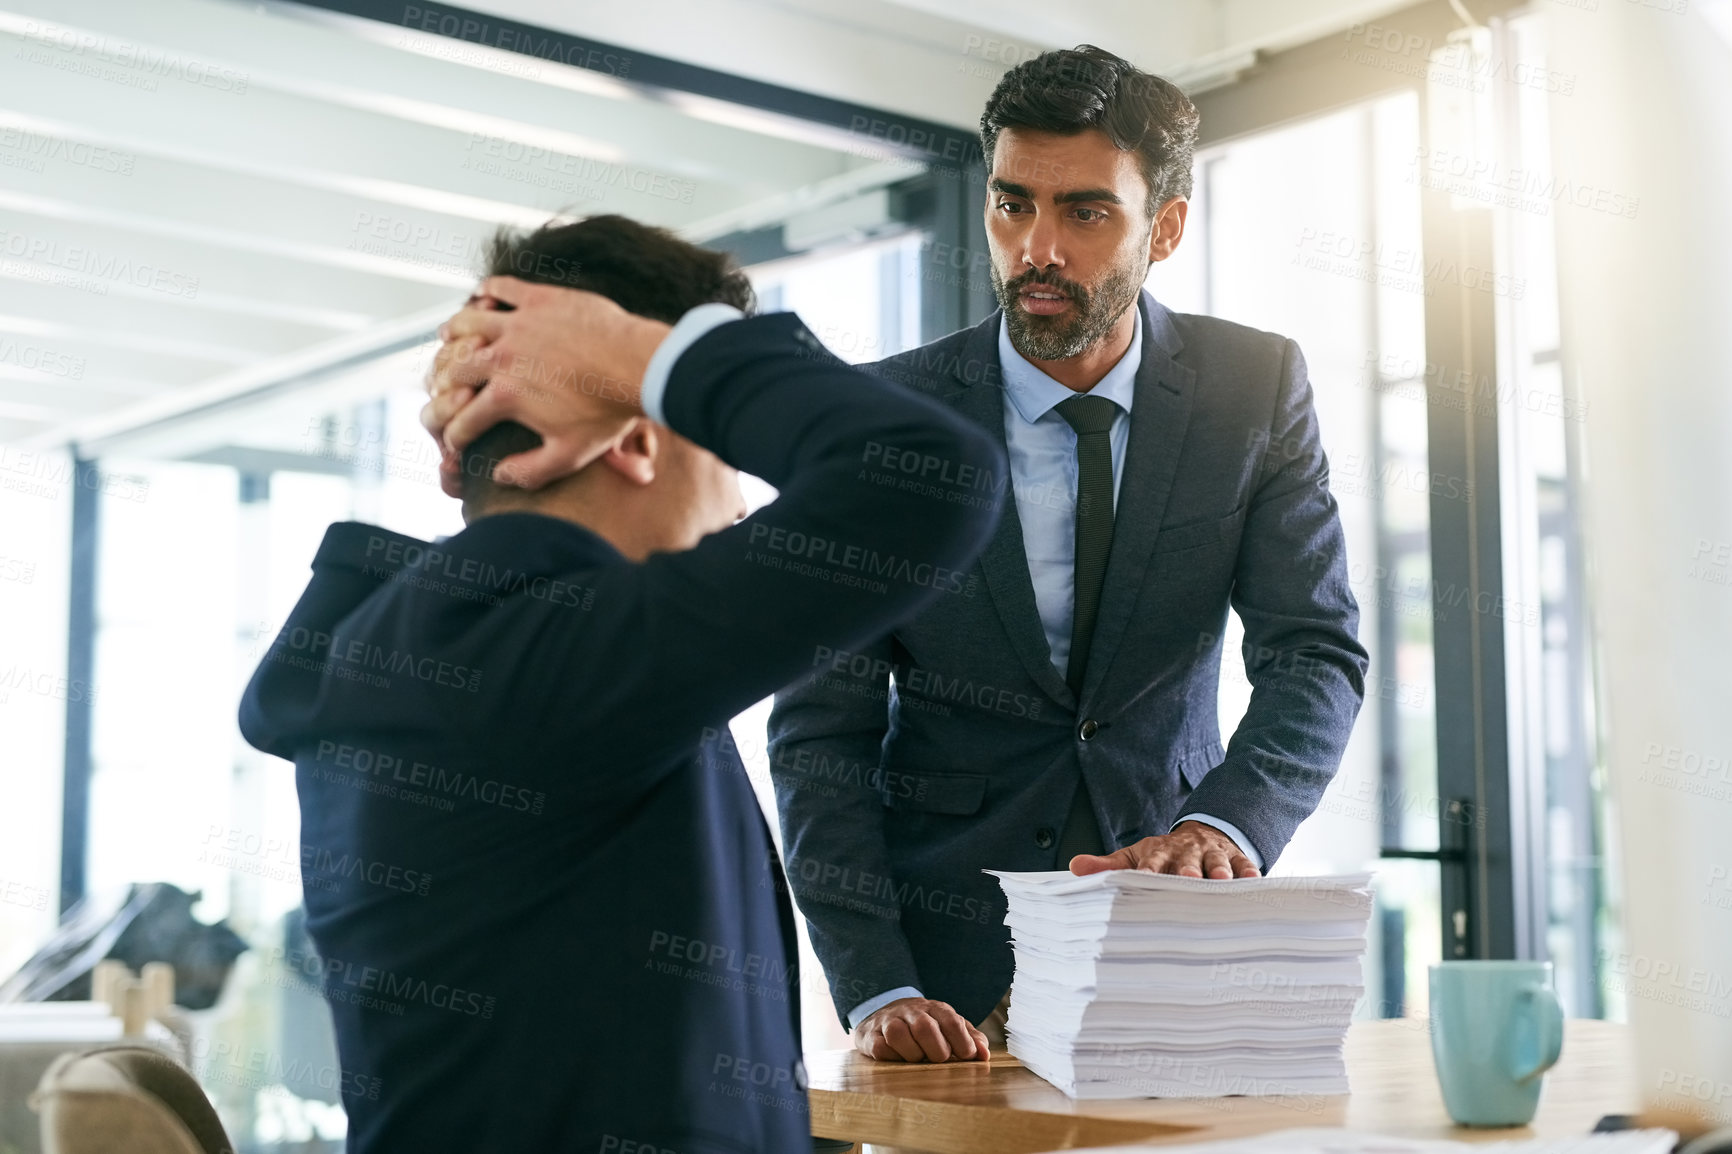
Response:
[[854, 996, 990, 1064], [854, 826, 1256, 1064], [1069, 820, 1262, 880]]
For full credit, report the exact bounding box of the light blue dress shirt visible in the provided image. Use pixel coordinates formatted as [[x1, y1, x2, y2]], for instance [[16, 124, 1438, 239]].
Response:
[[999, 309, 1141, 680], [634, 302, 1262, 1031]]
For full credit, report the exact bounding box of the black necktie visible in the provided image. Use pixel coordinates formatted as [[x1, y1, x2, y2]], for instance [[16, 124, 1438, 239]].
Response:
[[1055, 394, 1118, 695], [1052, 393, 1117, 862]]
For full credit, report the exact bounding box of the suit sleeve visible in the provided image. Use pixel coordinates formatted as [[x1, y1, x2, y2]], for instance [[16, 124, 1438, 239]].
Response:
[[767, 630, 924, 1026], [237, 522, 424, 760], [515, 312, 1004, 767], [1176, 338, 1369, 867]]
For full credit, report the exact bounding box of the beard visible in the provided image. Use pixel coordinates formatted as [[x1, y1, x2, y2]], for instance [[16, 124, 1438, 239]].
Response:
[[991, 256, 1146, 362]]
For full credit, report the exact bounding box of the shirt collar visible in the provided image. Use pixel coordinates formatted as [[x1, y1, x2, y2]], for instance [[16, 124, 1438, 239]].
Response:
[[998, 302, 1143, 427]]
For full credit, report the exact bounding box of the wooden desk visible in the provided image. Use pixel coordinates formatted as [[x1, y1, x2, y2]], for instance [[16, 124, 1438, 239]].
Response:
[[806, 1019, 1638, 1153]]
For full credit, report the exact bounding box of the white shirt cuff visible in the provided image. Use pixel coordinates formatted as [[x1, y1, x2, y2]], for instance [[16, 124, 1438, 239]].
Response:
[[1173, 814, 1264, 871], [638, 302, 745, 424], [847, 986, 924, 1031]]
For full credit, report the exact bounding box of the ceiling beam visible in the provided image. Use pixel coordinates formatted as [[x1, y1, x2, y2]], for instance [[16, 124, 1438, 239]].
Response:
[[0, 310, 259, 366], [0, 2, 860, 195], [0, 208, 460, 339], [27, 303, 451, 455], [442, 0, 1005, 130]]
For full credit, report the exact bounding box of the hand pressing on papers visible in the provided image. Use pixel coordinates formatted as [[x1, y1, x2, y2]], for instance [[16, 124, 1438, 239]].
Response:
[[1069, 820, 1262, 880], [420, 276, 671, 495], [854, 997, 990, 1064]]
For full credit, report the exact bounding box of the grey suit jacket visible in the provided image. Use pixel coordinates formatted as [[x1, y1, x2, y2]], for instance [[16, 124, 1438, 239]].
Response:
[[767, 290, 1369, 1025]]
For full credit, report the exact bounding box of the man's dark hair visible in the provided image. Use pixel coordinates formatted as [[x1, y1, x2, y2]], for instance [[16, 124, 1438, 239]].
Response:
[[460, 214, 755, 507], [980, 46, 1199, 216]]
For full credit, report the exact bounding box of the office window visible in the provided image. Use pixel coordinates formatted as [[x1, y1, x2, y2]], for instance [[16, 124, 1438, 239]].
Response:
[[1489, 13, 1614, 1018], [751, 234, 924, 367], [71, 454, 346, 1149], [0, 469, 74, 978]]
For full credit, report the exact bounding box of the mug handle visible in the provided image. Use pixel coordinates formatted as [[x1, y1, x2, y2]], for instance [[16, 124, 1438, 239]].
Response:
[[1506, 983, 1565, 1084]]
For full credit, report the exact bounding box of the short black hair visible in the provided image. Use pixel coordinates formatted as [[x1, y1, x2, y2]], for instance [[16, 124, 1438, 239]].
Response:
[[980, 46, 1199, 216], [460, 215, 754, 508]]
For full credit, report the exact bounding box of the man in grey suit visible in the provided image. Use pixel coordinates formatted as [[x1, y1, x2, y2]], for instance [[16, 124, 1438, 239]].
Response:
[[767, 46, 1370, 1064]]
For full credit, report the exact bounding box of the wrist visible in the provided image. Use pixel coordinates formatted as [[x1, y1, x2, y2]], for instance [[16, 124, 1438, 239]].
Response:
[[849, 987, 924, 1031], [1175, 819, 1225, 841], [608, 312, 670, 411]]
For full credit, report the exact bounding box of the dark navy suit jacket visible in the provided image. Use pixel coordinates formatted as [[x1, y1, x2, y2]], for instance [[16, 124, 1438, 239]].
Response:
[[768, 291, 1370, 1025], [239, 313, 1002, 1153]]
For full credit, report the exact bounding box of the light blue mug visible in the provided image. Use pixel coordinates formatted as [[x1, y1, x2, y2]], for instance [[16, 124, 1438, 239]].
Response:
[[1429, 961, 1565, 1127]]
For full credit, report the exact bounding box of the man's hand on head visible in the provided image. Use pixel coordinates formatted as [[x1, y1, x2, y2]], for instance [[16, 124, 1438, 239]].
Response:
[[853, 997, 990, 1064], [419, 277, 672, 492], [424, 333, 488, 498], [1069, 821, 1262, 880]]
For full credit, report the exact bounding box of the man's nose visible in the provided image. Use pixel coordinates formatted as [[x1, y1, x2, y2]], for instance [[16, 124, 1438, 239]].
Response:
[[1021, 212, 1064, 272]]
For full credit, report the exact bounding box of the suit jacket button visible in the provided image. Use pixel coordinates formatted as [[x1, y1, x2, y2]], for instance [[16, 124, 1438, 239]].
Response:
[[1078, 719, 1099, 741], [1034, 827, 1055, 849]]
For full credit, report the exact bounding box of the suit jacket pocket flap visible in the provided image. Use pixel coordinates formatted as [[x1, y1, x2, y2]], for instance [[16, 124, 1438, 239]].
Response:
[[883, 771, 988, 815], [1154, 505, 1246, 554]]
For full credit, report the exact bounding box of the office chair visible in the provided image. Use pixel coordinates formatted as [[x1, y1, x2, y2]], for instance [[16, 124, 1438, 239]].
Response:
[[31, 1045, 234, 1154]]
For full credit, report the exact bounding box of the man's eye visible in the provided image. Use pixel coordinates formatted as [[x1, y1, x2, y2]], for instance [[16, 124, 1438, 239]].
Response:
[[997, 200, 1024, 214], [1074, 208, 1105, 222]]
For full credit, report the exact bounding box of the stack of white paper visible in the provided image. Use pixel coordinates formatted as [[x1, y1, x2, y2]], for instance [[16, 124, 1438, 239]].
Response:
[[987, 870, 1375, 1100]]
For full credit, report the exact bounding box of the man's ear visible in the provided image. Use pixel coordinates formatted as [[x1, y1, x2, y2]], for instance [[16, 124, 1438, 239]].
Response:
[[1148, 197, 1188, 262], [597, 417, 659, 487]]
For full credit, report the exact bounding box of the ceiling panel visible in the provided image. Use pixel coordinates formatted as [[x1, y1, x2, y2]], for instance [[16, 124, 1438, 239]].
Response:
[[0, 0, 1422, 452], [0, 0, 912, 450]]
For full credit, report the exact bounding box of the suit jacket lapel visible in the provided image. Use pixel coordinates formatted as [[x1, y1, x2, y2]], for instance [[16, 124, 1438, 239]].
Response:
[[1079, 291, 1197, 704], [947, 313, 1076, 710]]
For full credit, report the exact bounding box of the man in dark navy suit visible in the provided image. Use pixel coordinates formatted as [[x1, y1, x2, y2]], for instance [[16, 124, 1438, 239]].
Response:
[[768, 46, 1371, 1063], [239, 215, 1001, 1152]]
